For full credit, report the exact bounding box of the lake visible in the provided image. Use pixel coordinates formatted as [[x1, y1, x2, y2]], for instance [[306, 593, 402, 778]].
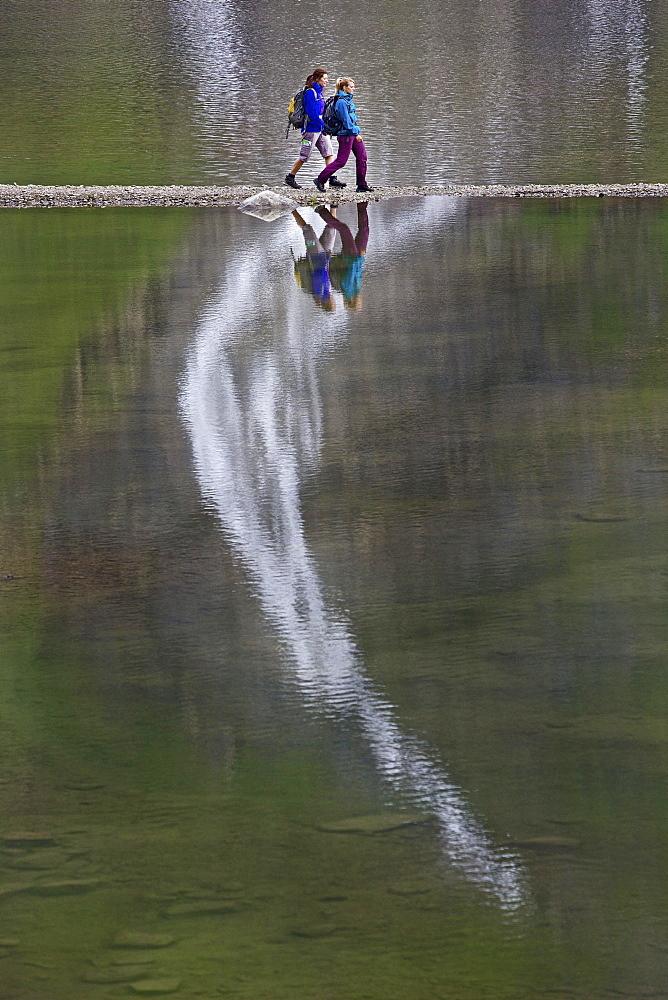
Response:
[[4, 0, 668, 995], [2, 0, 668, 185], [2, 197, 668, 998]]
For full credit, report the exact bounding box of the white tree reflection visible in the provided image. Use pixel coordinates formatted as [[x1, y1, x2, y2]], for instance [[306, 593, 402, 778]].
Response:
[[585, 0, 650, 142], [180, 205, 528, 912], [168, 0, 247, 171]]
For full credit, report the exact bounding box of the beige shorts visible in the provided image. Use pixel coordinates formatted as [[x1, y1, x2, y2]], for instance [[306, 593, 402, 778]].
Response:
[[298, 132, 333, 162]]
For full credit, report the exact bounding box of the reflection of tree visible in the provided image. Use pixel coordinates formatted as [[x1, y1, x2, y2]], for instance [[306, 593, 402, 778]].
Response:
[[168, 0, 247, 119], [180, 205, 528, 912], [584, 0, 650, 142], [5, 197, 668, 994]]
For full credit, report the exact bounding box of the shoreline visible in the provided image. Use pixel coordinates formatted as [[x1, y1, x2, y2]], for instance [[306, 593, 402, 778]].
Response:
[[3, 182, 668, 208]]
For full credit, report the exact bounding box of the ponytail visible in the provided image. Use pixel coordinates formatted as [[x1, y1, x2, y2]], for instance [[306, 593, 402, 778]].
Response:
[[306, 67, 327, 86]]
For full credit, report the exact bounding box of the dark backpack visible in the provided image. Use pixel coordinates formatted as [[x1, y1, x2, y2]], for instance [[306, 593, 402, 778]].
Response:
[[286, 86, 314, 137], [322, 94, 345, 135]]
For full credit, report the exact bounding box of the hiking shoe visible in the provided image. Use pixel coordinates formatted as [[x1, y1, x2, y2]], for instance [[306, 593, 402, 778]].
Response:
[[329, 176, 347, 188], [356, 183, 374, 192], [285, 173, 301, 189], [313, 178, 327, 192]]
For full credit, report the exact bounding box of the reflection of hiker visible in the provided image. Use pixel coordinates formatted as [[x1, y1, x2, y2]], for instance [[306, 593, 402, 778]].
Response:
[[292, 210, 337, 311], [314, 77, 374, 193], [285, 69, 346, 191], [316, 203, 369, 310]]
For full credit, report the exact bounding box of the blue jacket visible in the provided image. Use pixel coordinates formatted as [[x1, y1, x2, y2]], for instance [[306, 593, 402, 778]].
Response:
[[334, 91, 360, 136], [341, 256, 364, 300], [302, 82, 325, 133]]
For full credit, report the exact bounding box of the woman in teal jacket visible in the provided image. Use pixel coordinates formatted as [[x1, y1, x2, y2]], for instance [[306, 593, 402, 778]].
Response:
[[314, 77, 373, 193]]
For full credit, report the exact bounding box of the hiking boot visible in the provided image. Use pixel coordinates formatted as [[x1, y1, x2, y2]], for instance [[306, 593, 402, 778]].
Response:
[[285, 173, 302, 189], [313, 178, 327, 192], [329, 176, 347, 188], [356, 183, 374, 192]]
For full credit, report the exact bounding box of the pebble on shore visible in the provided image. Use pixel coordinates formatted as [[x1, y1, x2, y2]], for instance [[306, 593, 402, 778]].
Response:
[[2, 182, 668, 208]]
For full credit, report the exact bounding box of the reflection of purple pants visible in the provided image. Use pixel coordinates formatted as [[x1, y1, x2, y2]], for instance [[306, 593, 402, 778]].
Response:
[[320, 204, 369, 256], [317, 136, 367, 185]]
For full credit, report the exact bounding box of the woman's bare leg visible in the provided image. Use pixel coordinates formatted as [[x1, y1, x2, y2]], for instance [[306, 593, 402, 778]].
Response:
[[291, 151, 331, 175]]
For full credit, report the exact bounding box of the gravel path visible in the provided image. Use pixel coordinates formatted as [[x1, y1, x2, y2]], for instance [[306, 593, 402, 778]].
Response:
[[2, 182, 668, 207]]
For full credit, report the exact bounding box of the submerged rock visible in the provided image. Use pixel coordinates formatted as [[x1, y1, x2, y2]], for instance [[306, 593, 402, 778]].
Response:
[[291, 922, 341, 938], [82, 966, 148, 984], [164, 901, 237, 918], [129, 978, 182, 994], [573, 512, 630, 523], [180, 881, 245, 898], [29, 879, 98, 895], [7, 849, 70, 870], [0, 881, 38, 899], [218, 881, 244, 893], [181, 884, 244, 901], [387, 881, 432, 896], [112, 932, 175, 949], [111, 954, 157, 966], [1, 833, 57, 848], [317, 813, 429, 835], [507, 836, 580, 852], [64, 782, 105, 791]]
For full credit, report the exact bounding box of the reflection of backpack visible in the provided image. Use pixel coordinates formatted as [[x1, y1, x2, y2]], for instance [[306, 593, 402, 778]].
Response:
[[286, 87, 313, 137], [322, 95, 344, 135]]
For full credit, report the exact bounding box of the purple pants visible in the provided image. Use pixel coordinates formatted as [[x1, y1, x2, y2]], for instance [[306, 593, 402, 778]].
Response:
[[317, 135, 367, 185]]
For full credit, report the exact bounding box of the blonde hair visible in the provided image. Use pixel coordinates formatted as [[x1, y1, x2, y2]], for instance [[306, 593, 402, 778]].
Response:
[[336, 76, 354, 91]]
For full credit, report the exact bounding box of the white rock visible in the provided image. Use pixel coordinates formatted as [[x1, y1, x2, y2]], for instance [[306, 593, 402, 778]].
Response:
[[238, 189, 299, 221]]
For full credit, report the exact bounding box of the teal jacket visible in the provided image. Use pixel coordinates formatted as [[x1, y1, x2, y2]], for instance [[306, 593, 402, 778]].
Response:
[[334, 91, 360, 136]]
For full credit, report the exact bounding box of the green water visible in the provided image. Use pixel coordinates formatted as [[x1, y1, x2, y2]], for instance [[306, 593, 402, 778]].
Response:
[[2, 199, 668, 998]]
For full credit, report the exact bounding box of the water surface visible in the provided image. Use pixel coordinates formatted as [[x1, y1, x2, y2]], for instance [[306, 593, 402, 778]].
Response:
[[3, 0, 668, 184], [2, 198, 668, 998]]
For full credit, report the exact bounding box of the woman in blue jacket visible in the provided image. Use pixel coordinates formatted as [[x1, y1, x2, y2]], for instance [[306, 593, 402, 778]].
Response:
[[313, 77, 373, 193], [285, 69, 346, 190]]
